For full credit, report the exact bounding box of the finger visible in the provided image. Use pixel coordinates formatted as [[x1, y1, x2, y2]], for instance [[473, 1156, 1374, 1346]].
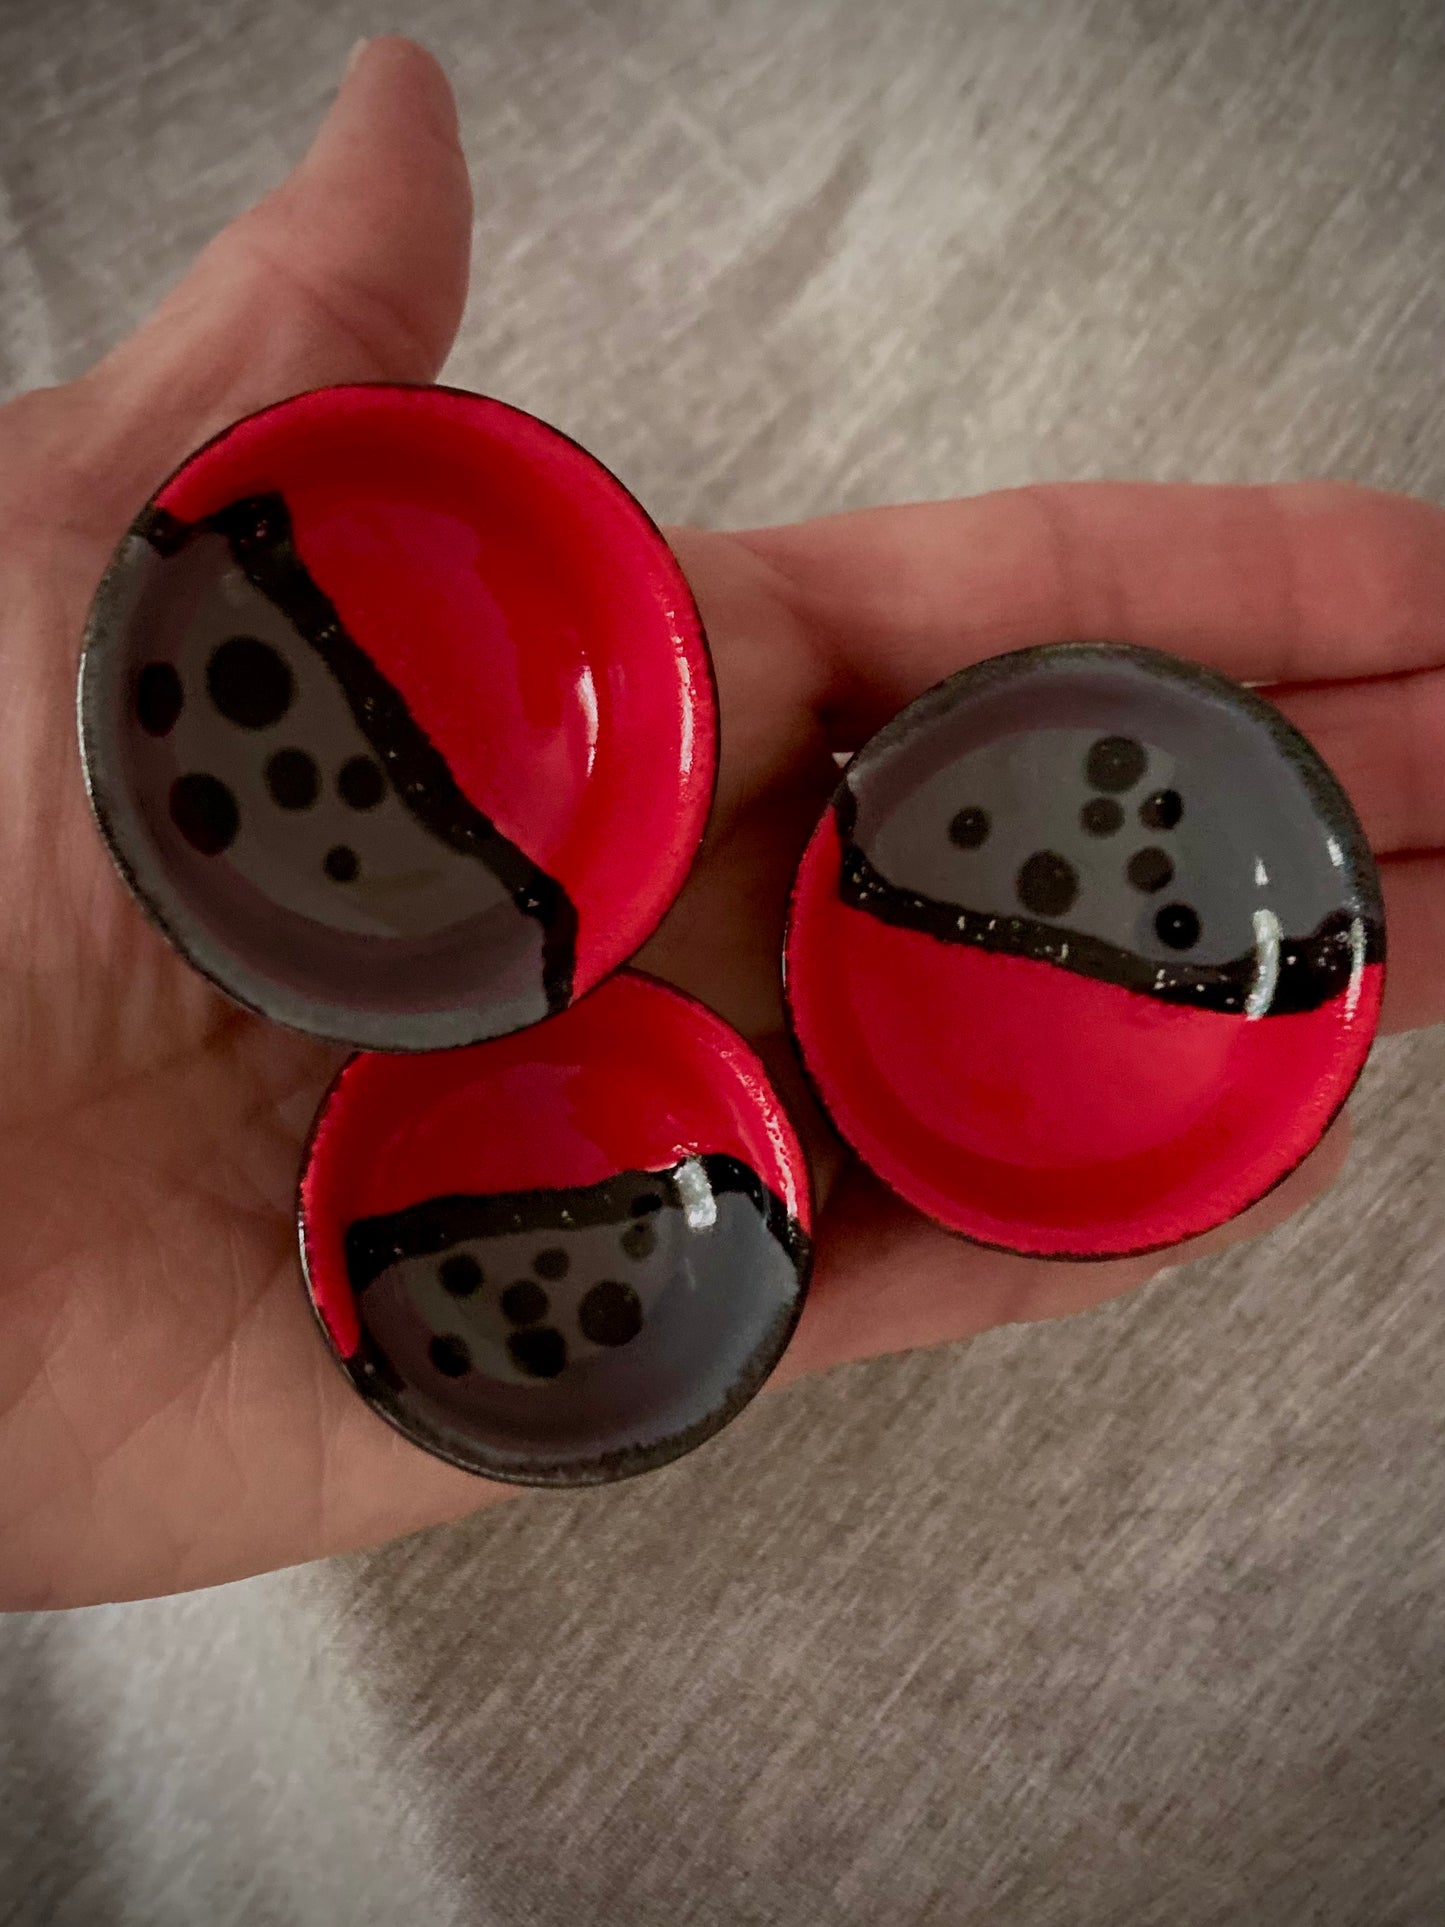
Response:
[[1270, 669, 1445, 857], [777, 1115, 1351, 1383], [1378, 855, 1445, 1033], [736, 482, 1445, 743], [25, 39, 472, 544]]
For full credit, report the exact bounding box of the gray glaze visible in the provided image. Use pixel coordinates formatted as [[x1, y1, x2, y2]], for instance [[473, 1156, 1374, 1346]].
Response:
[[80, 493, 576, 1045], [130, 529, 536, 943], [841, 645, 1381, 1012], [343, 1159, 806, 1482]]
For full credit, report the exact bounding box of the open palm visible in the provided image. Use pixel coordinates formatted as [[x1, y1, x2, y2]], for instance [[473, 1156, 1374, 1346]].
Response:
[[3, 41, 1442, 1609]]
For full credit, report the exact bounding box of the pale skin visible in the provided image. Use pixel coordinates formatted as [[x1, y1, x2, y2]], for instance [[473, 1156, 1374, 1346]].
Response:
[[2, 40, 1443, 1610]]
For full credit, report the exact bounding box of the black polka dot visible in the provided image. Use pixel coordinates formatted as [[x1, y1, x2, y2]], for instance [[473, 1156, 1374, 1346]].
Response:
[[438, 1253, 482, 1298], [578, 1280, 644, 1348], [169, 773, 239, 856], [324, 845, 359, 883], [1140, 788, 1183, 831], [136, 662, 183, 736], [502, 1280, 549, 1325], [1016, 850, 1079, 919], [428, 1334, 471, 1378], [631, 1193, 663, 1217], [206, 636, 294, 729], [1127, 847, 1174, 894], [1080, 797, 1123, 837], [532, 1247, 569, 1281], [948, 806, 990, 850], [337, 755, 386, 810], [1085, 736, 1147, 794], [508, 1327, 567, 1378], [1155, 903, 1202, 950], [621, 1221, 656, 1261], [265, 747, 320, 810]]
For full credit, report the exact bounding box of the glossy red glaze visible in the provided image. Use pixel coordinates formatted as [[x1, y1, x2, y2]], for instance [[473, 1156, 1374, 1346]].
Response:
[[301, 972, 811, 1357], [786, 811, 1383, 1257], [155, 385, 715, 997]]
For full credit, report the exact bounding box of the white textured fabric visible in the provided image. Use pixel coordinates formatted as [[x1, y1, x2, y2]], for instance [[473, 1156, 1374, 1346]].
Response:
[[3, 2, 1445, 1921]]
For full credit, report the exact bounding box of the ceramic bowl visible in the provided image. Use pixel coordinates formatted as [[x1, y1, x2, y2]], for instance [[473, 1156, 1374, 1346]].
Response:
[[79, 384, 716, 1049], [299, 972, 813, 1484], [785, 641, 1383, 1258]]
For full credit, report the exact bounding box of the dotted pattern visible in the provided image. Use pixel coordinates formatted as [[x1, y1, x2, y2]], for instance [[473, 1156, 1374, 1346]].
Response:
[[342, 1158, 809, 1476], [508, 1327, 567, 1379], [439, 1253, 482, 1299], [424, 1215, 660, 1384], [500, 1279, 548, 1324], [207, 634, 293, 730], [1141, 788, 1183, 831], [1080, 796, 1123, 837], [577, 1280, 644, 1347], [141, 636, 394, 889], [167, 771, 238, 855], [948, 806, 990, 850], [1085, 735, 1148, 793], [1016, 850, 1079, 918], [945, 735, 1201, 952], [338, 755, 386, 810], [1127, 847, 1174, 894], [1155, 903, 1203, 950], [265, 747, 320, 810], [136, 661, 183, 736], [427, 1334, 471, 1378]]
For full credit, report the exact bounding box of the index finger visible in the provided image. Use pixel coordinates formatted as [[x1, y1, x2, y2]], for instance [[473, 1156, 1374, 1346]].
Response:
[[736, 480, 1445, 745]]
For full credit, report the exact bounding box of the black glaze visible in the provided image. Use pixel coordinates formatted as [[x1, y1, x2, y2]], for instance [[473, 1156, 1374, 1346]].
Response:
[[508, 1327, 567, 1378], [1085, 734, 1147, 793], [1127, 847, 1174, 894], [136, 493, 578, 1014], [948, 806, 990, 850], [501, 1278, 548, 1323], [345, 1153, 809, 1286], [168, 772, 239, 855], [136, 661, 184, 735], [1080, 796, 1123, 837], [834, 784, 1383, 1017], [265, 747, 321, 810], [337, 754, 385, 810], [1140, 787, 1183, 831], [441, 1253, 484, 1298], [1015, 849, 1079, 919], [206, 634, 294, 730]]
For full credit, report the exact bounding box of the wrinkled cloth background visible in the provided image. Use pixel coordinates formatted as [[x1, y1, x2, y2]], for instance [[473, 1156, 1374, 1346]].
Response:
[[2, 2, 1444, 1922]]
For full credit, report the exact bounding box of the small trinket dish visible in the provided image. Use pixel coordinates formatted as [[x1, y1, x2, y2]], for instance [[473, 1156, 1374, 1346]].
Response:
[[299, 973, 813, 1484], [785, 642, 1383, 1258], [79, 384, 716, 1049]]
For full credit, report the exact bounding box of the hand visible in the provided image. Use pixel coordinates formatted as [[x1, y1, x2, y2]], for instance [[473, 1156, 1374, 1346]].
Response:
[[2, 41, 1441, 1608]]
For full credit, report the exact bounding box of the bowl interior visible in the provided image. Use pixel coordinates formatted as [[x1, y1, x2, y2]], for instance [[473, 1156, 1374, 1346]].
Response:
[[84, 387, 713, 1046], [786, 644, 1383, 1257], [300, 976, 812, 1482]]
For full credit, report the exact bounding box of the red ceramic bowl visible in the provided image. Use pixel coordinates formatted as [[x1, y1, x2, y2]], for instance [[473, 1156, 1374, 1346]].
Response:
[[78, 385, 716, 1049], [785, 642, 1384, 1260], [299, 972, 813, 1485]]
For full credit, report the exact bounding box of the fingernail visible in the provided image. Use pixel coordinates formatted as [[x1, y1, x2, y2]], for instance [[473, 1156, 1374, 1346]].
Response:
[[345, 37, 370, 77]]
